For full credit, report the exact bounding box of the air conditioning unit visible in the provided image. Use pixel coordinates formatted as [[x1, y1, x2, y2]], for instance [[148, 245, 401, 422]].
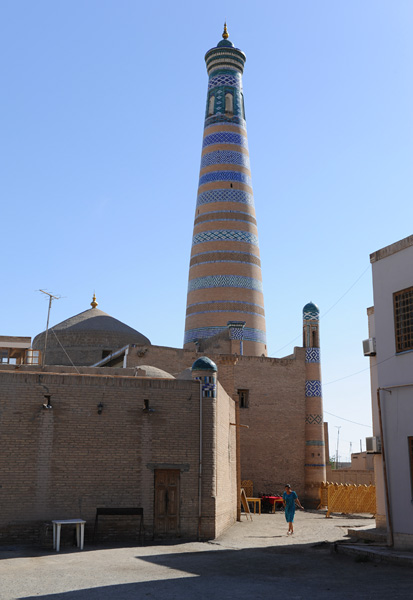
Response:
[[363, 338, 376, 356], [366, 436, 382, 454]]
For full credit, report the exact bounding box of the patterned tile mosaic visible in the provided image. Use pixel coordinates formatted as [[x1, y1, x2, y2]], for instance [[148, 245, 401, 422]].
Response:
[[305, 414, 323, 425], [208, 73, 241, 90], [188, 274, 263, 293], [200, 150, 250, 169], [228, 324, 245, 340], [197, 189, 254, 207], [303, 305, 320, 320], [305, 380, 322, 397], [192, 230, 259, 246], [305, 348, 320, 363], [184, 326, 266, 344], [203, 132, 248, 149], [199, 170, 252, 187]]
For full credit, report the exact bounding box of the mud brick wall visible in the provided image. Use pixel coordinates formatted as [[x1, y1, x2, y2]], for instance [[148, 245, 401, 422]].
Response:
[[0, 369, 236, 544]]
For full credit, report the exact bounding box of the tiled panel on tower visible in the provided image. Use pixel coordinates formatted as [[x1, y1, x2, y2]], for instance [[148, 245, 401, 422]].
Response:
[[184, 25, 267, 357]]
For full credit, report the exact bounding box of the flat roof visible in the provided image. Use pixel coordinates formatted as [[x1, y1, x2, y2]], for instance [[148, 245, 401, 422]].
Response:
[[0, 336, 31, 349], [370, 234, 413, 263]]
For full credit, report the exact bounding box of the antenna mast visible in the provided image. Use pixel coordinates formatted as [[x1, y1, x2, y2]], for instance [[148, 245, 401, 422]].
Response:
[[39, 290, 60, 366]]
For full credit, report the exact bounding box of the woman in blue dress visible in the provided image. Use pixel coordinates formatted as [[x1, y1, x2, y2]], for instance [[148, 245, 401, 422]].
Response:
[[282, 484, 304, 535]]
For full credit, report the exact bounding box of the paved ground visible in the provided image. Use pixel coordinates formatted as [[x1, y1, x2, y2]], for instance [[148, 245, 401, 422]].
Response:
[[0, 511, 411, 599]]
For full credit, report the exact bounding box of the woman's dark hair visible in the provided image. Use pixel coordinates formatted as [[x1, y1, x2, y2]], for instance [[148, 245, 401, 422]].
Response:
[[285, 484, 291, 489]]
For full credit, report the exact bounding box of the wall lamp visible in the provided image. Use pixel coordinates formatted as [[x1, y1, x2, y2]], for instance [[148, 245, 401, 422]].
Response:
[[97, 402, 104, 415], [42, 394, 52, 409], [142, 399, 155, 414]]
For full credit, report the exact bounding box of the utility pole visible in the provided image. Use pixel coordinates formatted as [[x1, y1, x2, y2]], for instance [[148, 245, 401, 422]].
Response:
[[335, 426, 341, 469], [39, 290, 60, 366]]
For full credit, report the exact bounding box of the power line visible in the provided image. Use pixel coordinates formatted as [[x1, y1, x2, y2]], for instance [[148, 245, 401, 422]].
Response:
[[322, 353, 394, 386], [324, 410, 372, 428], [319, 264, 370, 320], [273, 265, 370, 355]]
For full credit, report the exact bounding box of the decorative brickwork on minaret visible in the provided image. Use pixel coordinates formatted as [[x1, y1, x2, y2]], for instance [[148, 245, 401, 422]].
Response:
[[303, 302, 326, 505], [184, 25, 267, 357]]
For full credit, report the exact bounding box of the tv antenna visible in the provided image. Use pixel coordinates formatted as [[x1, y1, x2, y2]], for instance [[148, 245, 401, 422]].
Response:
[[39, 290, 60, 366]]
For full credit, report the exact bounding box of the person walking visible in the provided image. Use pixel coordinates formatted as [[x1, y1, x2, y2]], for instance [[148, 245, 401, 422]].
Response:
[[283, 484, 304, 535]]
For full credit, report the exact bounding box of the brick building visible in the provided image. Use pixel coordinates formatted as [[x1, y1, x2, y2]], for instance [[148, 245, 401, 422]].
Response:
[[0, 359, 236, 544]]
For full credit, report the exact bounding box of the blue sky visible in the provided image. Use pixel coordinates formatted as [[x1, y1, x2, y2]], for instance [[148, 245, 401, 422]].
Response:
[[2, 1, 413, 462]]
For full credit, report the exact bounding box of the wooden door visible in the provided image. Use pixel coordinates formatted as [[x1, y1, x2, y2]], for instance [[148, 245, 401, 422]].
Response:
[[154, 469, 180, 538]]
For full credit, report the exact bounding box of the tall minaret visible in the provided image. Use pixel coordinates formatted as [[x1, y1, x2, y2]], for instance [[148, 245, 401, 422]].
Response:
[[303, 302, 326, 505], [184, 25, 267, 357]]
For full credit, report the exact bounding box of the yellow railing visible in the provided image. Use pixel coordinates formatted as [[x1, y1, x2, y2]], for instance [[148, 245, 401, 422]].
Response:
[[319, 482, 376, 518]]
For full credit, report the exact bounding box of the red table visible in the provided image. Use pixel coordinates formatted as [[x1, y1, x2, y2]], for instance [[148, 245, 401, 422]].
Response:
[[261, 496, 284, 513]]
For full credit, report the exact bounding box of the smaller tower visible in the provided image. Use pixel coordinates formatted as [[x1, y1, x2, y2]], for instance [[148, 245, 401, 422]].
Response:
[[303, 302, 326, 505], [191, 356, 218, 398]]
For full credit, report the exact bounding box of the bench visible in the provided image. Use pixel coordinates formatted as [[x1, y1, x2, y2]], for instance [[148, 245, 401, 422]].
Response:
[[93, 508, 144, 544]]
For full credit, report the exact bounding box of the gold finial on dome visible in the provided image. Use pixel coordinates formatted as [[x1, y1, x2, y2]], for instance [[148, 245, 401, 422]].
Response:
[[222, 22, 229, 39], [91, 293, 98, 309]]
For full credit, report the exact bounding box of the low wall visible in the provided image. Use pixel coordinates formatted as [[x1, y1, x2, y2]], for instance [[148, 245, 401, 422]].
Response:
[[326, 467, 375, 486]]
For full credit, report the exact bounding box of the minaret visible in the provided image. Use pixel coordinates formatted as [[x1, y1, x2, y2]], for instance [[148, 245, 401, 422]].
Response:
[[184, 25, 267, 357], [303, 302, 326, 505]]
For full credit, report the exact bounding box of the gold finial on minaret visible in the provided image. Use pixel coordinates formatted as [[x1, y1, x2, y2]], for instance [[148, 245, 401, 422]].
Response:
[[91, 293, 98, 309], [222, 22, 229, 39]]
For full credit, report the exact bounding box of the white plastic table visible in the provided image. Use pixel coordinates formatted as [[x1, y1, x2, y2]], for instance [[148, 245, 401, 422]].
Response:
[[52, 519, 86, 552]]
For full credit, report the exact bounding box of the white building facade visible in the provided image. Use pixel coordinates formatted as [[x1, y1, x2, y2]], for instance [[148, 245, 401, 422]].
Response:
[[367, 235, 413, 549]]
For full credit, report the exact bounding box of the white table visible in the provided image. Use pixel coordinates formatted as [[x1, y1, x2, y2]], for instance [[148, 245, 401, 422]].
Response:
[[52, 519, 86, 552]]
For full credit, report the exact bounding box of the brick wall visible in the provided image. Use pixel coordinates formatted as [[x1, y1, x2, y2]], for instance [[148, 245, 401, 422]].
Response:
[[215, 382, 237, 536], [0, 368, 236, 544], [125, 344, 308, 499]]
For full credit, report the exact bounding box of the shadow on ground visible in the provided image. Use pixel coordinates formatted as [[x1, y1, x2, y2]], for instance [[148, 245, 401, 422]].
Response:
[[13, 542, 413, 600]]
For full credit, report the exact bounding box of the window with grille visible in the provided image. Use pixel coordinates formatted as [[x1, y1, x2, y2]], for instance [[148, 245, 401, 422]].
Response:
[[394, 287, 413, 353], [238, 389, 249, 408]]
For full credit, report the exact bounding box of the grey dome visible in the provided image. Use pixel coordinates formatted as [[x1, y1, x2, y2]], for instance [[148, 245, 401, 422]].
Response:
[[135, 365, 174, 379], [33, 304, 150, 367]]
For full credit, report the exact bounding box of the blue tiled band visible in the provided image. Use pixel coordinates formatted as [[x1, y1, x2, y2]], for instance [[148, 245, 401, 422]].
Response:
[[184, 326, 266, 345], [188, 274, 263, 293], [203, 132, 248, 149], [197, 189, 254, 207], [305, 381, 322, 397], [208, 73, 241, 90], [201, 150, 250, 169], [199, 170, 252, 187], [305, 348, 320, 363], [305, 414, 323, 425], [192, 230, 259, 246]]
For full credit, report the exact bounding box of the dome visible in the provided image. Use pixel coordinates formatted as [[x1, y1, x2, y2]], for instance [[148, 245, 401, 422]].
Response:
[[191, 356, 217, 372], [217, 39, 234, 47], [303, 302, 320, 321], [40, 307, 150, 340], [33, 296, 151, 366], [135, 365, 174, 379]]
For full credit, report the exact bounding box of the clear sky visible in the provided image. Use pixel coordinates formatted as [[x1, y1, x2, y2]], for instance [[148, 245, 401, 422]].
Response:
[[2, 1, 413, 463]]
